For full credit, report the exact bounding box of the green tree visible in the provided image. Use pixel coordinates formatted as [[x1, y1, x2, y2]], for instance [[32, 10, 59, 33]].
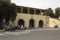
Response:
[[0, 1, 17, 24], [0, 0, 10, 3], [8, 3, 17, 22], [5, 3, 17, 23], [43, 8, 55, 18], [55, 7, 60, 18]]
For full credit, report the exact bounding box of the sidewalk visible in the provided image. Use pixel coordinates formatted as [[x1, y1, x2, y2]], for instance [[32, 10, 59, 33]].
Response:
[[0, 28, 60, 32], [0, 28, 60, 36], [0, 30, 31, 36], [26, 28, 60, 32]]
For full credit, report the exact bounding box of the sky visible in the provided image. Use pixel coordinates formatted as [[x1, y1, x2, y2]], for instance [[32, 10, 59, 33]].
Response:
[[11, 0, 60, 10]]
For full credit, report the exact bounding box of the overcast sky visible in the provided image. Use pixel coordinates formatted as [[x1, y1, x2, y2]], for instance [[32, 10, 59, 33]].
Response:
[[11, 0, 60, 10]]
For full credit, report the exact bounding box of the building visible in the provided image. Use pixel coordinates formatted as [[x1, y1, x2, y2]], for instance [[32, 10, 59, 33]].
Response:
[[0, 0, 60, 28], [11, 6, 60, 28]]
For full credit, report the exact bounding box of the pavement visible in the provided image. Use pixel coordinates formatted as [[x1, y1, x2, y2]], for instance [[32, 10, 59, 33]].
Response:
[[0, 30, 31, 36], [0, 28, 60, 36], [0, 28, 60, 40]]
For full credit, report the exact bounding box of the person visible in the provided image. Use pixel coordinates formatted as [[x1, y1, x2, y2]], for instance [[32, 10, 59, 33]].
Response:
[[7, 25, 10, 31], [4, 24, 10, 31], [17, 25, 20, 30], [4, 24, 7, 31], [21, 25, 23, 30]]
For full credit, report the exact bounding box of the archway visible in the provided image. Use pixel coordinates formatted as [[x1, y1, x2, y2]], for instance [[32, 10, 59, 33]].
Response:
[[29, 19, 34, 28], [18, 19, 25, 27], [39, 20, 43, 28]]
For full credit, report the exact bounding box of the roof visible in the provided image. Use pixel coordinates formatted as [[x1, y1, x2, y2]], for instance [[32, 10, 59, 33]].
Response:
[[17, 6, 46, 12]]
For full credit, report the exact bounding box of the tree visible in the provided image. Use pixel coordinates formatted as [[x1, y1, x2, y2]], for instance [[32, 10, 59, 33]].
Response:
[[0, 1, 17, 25], [55, 7, 60, 18], [0, 0, 10, 3], [6, 3, 17, 23], [43, 8, 55, 18]]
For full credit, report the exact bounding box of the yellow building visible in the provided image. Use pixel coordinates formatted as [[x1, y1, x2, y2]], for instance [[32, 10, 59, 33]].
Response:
[[12, 6, 60, 28]]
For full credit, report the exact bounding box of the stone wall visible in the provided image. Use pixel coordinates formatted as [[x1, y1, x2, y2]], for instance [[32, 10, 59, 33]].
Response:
[[13, 13, 60, 28], [13, 13, 48, 28]]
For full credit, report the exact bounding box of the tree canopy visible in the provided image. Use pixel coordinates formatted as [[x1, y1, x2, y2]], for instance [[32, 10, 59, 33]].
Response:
[[55, 7, 60, 18], [0, 1, 17, 25], [43, 8, 55, 18], [0, 0, 10, 3]]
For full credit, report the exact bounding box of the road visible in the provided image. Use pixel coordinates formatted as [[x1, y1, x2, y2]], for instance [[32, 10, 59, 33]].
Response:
[[0, 28, 60, 40]]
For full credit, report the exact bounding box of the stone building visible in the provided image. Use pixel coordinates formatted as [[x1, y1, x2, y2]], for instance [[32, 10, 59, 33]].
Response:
[[0, 0, 60, 28], [11, 6, 60, 28]]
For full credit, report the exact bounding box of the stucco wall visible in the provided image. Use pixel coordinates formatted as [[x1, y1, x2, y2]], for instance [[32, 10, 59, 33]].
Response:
[[49, 18, 59, 28], [58, 20, 60, 27], [12, 13, 60, 28], [13, 13, 48, 28]]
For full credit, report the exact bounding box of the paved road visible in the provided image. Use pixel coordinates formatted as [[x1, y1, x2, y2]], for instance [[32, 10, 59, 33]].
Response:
[[0, 28, 60, 40]]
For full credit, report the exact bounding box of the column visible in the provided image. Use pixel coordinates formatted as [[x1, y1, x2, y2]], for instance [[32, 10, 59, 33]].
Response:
[[21, 7, 23, 13], [28, 8, 30, 14]]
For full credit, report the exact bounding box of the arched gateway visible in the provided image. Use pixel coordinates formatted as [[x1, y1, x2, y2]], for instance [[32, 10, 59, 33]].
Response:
[[39, 20, 43, 28], [18, 19, 25, 27], [29, 19, 34, 28]]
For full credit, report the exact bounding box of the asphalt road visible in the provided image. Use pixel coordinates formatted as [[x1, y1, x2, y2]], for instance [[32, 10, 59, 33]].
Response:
[[0, 28, 60, 40]]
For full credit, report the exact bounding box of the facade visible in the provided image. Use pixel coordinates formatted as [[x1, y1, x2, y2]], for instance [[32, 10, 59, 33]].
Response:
[[12, 6, 60, 28]]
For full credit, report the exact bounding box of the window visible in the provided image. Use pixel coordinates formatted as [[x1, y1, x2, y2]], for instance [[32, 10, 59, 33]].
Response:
[[29, 9, 34, 14], [23, 8, 28, 13], [36, 9, 40, 15]]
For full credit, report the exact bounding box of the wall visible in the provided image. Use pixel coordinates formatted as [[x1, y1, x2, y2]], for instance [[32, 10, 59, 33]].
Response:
[[13, 13, 60, 28], [13, 13, 48, 28], [49, 18, 60, 28]]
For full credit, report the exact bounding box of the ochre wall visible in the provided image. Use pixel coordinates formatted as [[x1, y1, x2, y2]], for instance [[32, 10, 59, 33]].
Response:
[[13, 13, 60, 28], [58, 20, 60, 27], [13, 13, 49, 28], [49, 18, 60, 28]]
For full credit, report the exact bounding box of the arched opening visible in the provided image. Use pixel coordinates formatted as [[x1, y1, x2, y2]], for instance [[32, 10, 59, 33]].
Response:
[[29, 19, 34, 28], [39, 20, 43, 28], [18, 19, 25, 27]]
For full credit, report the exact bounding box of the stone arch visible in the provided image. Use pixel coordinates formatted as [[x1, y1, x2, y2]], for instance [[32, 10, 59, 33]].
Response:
[[39, 20, 44, 28], [18, 19, 25, 27], [29, 19, 35, 28]]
